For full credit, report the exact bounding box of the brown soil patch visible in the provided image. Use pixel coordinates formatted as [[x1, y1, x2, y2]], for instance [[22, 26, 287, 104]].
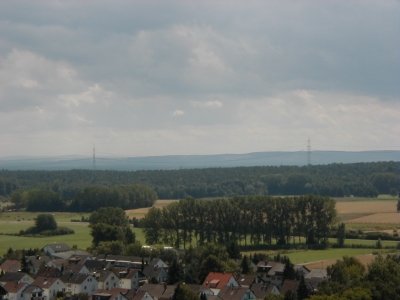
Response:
[[346, 213, 400, 224], [336, 201, 396, 214]]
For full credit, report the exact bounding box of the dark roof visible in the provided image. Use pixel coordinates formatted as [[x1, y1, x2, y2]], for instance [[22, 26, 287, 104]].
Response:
[[93, 288, 129, 300], [61, 273, 93, 284], [96, 270, 117, 282], [218, 286, 254, 300], [138, 283, 178, 299], [236, 274, 255, 287], [33, 277, 60, 289], [0, 272, 29, 283], [43, 243, 71, 253], [85, 259, 108, 272], [143, 265, 166, 280], [280, 279, 300, 295], [251, 283, 269, 299], [131, 290, 149, 300], [36, 266, 62, 278]]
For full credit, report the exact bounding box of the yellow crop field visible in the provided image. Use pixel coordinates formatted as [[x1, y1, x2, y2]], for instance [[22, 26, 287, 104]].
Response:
[[125, 199, 178, 219]]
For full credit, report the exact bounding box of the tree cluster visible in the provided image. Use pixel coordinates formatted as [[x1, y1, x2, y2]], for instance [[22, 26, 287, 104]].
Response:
[[10, 184, 157, 212], [89, 207, 135, 254], [142, 196, 336, 249], [311, 255, 400, 300], [21, 213, 74, 236]]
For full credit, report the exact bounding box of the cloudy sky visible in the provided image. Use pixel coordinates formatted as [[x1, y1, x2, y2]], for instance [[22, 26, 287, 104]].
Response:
[[0, 0, 399, 157]]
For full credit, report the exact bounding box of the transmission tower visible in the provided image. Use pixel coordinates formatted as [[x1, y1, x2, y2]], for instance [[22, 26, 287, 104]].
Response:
[[92, 144, 96, 171], [307, 138, 312, 166]]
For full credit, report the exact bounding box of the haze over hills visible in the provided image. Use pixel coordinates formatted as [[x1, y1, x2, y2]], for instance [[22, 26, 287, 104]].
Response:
[[0, 150, 399, 171]]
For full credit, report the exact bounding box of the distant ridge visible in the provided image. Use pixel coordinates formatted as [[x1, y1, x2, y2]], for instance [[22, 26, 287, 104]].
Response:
[[0, 150, 399, 171]]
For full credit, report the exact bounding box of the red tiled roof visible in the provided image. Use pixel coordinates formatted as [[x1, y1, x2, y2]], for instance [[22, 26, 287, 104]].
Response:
[[0, 260, 21, 273], [202, 272, 235, 290], [3, 282, 26, 293]]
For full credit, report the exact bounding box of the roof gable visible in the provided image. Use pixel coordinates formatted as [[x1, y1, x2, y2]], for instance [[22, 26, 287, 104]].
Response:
[[202, 272, 237, 290]]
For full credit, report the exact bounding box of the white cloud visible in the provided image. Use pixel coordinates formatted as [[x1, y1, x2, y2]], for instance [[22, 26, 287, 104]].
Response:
[[192, 100, 223, 109], [172, 109, 185, 117]]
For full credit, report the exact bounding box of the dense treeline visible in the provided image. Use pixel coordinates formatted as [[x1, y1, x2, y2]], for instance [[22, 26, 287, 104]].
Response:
[[142, 195, 336, 249], [0, 178, 17, 196], [0, 161, 399, 198], [10, 184, 157, 212]]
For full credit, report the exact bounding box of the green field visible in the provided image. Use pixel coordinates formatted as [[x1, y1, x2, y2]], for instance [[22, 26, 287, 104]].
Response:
[[242, 248, 392, 264], [0, 211, 146, 256]]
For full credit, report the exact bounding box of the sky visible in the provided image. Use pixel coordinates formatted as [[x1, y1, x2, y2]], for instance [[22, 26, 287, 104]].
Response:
[[0, 0, 399, 157]]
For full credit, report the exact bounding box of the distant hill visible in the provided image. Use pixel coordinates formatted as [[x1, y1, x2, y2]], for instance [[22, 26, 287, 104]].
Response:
[[0, 150, 399, 170]]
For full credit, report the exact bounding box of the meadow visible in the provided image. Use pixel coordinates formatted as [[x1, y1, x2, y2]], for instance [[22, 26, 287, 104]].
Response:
[[0, 211, 147, 256]]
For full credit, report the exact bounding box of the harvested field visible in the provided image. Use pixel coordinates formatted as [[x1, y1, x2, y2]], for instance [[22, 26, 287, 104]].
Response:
[[347, 212, 400, 224], [125, 199, 178, 219], [336, 201, 396, 214]]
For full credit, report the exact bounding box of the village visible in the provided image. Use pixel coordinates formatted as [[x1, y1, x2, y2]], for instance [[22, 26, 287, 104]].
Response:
[[0, 242, 327, 300]]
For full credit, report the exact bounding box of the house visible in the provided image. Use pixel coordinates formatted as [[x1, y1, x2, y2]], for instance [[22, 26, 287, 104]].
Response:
[[147, 259, 168, 270], [118, 269, 144, 290], [43, 243, 71, 256], [142, 258, 169, 284], [218, 286, 256, 300], [91, 288, 128, 300], [21, 285, 45, 300], [32, 276, 66, 300], [0, 285, 7, 300], [85, 259, 109, 273], [1, 282, 27, 300], [137, 284, 166, 299], [137, 283, 177, 300], [96, 255, 144, 270], [25, 256, 52, 275], [95, 271, 119, 290], [256, 261, 285, 286], [250, 283, 280, 300], [36, 266, 62, 278], [236, 274, 256, 288], [0, 260, 21, 273], [61, 273, 98, 296], [202, 272, 239, 296], [280, 279, 299, 298], [47, 257, 89, 275], [294, 265, 310, 278], [130, 290, 154, 300], [51, 250, 91, 260], [304, 268, 327, 293], [0, 272, 33, 285]]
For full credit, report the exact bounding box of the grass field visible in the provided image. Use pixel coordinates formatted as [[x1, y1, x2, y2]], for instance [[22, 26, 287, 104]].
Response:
[[0, 211, 147, 256], [242, 248, 392, 265]]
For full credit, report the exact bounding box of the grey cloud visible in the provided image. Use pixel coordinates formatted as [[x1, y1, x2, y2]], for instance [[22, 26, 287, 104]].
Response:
[[0, 0, 399, 156]]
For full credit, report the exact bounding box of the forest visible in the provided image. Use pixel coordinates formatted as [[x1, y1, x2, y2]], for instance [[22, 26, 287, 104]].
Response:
[[142, 196, 336, 249], [0, 161, 399, 201]]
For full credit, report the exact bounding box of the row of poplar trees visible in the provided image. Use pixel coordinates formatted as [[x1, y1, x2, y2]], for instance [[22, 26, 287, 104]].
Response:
[[142, 195, 336, 249]]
